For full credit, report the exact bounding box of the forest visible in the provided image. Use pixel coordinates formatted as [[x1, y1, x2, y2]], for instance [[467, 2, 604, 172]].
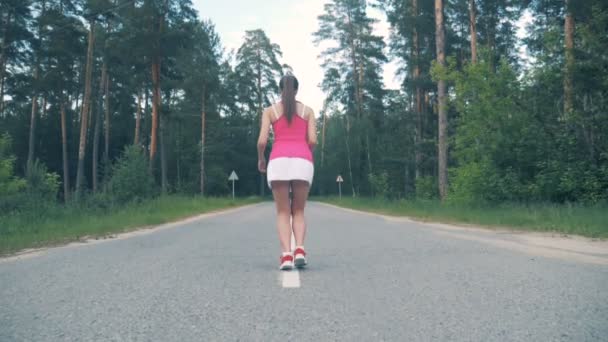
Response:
[[1, 0, 607, 214]]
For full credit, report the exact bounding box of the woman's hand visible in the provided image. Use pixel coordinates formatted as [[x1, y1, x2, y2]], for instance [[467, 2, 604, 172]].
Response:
[[258, 158, 267, 173]]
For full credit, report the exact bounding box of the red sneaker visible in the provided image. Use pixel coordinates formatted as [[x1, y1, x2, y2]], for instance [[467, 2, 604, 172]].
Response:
[[279, 254, 294, 270], [293, 247, 307, 268]]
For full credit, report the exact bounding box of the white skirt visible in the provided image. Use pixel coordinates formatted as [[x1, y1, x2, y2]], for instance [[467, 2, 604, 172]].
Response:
[[267, 157, 314, 189]]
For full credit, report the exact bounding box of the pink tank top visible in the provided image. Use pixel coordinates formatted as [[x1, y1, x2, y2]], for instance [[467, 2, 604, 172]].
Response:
[[269, 103, 313, 162]]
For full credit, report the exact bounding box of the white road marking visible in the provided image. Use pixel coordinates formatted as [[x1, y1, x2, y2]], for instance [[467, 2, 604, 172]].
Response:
[[281, 220, 301, 288], [282, 269, 300, 288]]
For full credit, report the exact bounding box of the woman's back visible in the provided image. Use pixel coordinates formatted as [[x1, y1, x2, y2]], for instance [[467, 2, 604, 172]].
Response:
[[269, 102, 313, 162]]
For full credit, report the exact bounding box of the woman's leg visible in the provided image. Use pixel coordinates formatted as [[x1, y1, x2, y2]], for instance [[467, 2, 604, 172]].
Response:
[[291, 180, 310, 247], [271, 181, 292, 253]]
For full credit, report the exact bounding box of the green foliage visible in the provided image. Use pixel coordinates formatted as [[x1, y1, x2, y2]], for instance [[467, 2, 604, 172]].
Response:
[[0, 135, 59, 213], [533, 159, 608, 204], [368, 172, 389, 198], [446, 58, 536, 203], [106, 146, 157, 204], [24, 160, 60, 202], [205, 165, 230, 195], [448, 159, 500, 204], [1, 0, 607, 211], [415, 176, 438, 200], [0, 134, 26, 198], [314, 0, 387, 195]]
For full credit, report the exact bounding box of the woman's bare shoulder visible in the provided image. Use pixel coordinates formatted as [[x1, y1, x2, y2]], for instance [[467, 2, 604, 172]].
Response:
[[300, 103, 314, 119], [265, 102, 280, 111]]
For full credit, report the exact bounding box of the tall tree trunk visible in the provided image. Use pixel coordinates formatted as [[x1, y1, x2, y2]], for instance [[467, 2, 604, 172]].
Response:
[[487, 14, 496, 71], [0, 12, 10, 116], [365, 132, 372, 174], [27, 67, 39, 170], [345, 9, 371, 178], [75, 21, 96, 197], [412, 0, 423, 181], [256, 51, 264, 197], [321, 108, 327, 167], [42, 97, 47, 117], [344, 116, 356, 197], [563, 0, 574, 118], [143, 87, 149, 146], [359, 60, 372, 175], [149, 0, 167, 168], [435, 0, 448, 201], [92, 61, 106, 192], [469, 0, 477, 64], [28, 0, 44, 171], [150, 60, 160, 168], [103, 9, 113, 173], [200, 86, 206, 195], [134, 90, 142, 145], [74, 80, 81, 115], [92, 99, 101, 192], [159, 114, 167, 194], [319, 109, 328, 196], [0, 72, 4, 117], [60, 101, 70, 201], [346, 10, 363, 121], [177, 120, 181, 190], [103, 73, 110, 172]]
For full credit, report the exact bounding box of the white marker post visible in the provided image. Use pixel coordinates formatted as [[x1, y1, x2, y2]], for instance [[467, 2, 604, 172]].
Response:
[[228, 170, 239, 199], [336, 175, 344, 199]]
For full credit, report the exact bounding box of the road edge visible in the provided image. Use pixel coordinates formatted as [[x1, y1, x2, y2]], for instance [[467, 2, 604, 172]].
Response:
[[313, 201, 608, 266], [0, 202, 266, 263]]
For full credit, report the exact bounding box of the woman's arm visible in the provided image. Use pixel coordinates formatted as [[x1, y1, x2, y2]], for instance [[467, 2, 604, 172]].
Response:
[[257, 108, 271, 172], [307, 107, 317, 148]]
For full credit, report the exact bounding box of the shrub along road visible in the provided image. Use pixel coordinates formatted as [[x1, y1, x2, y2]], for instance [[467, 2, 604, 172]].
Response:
[[1, 202, 606, 341]]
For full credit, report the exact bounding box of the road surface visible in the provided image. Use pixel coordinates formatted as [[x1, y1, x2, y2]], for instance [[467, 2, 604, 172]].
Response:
[[1, 202, 607, 341]]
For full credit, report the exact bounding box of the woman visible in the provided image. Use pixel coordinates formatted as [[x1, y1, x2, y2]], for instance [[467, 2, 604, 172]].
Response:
[[257, 73, 317, 270]]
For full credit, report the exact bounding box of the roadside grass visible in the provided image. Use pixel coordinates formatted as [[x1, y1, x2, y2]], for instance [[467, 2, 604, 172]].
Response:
[[0, 195, 261, 256], [317, 197, 608, 238]]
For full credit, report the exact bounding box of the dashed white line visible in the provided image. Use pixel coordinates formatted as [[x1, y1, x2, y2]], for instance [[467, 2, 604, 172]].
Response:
[[281, 268, 300, 288], [281, 226, 301, 288]]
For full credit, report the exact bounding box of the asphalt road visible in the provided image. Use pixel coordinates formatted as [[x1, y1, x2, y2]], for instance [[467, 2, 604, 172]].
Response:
[[1, 202, 607, 341]]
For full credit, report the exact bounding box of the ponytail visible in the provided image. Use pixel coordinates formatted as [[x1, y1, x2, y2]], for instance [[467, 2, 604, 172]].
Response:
[[279, 74, 299, 124]]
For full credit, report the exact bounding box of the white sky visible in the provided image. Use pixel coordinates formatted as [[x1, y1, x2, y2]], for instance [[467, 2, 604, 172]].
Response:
[[192, 1, 531, 114], [192, 0, 399, 114]]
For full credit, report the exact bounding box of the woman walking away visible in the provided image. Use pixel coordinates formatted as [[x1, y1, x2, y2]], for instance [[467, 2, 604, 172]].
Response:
[[257, 73, 317, 270]]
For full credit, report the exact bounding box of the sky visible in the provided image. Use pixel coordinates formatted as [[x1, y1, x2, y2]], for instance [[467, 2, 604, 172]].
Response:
[[191, 0, 399, 114], [191, 0, 531, 115]]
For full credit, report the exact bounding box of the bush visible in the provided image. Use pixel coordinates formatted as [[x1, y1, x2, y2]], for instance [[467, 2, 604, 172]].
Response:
[[0, 134, 26, 198], [106, 145, 157, 203], [368, 172, 389, 198], [448, 161, 496, 204], [24, 160, 60, 201], [0, 135, 27, 213], [0, 136, 59, 213], [205, 165, 230, 196], [415, 175, 438, 200]]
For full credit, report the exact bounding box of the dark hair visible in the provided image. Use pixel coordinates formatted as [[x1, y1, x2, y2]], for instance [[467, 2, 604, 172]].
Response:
[[279, 74, 299, 124]]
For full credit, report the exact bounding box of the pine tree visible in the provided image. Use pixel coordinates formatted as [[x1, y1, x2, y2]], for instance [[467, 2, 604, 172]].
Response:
[[435, 0, 448, 200], [75, 18, 96, 197], [235, 29, 283, 196], [0, 0, 33, 116], [314, 0, 387, 195], [563, 0, 574, 118], [469, 0, 477, 63], [381, 0, 435, 187]]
